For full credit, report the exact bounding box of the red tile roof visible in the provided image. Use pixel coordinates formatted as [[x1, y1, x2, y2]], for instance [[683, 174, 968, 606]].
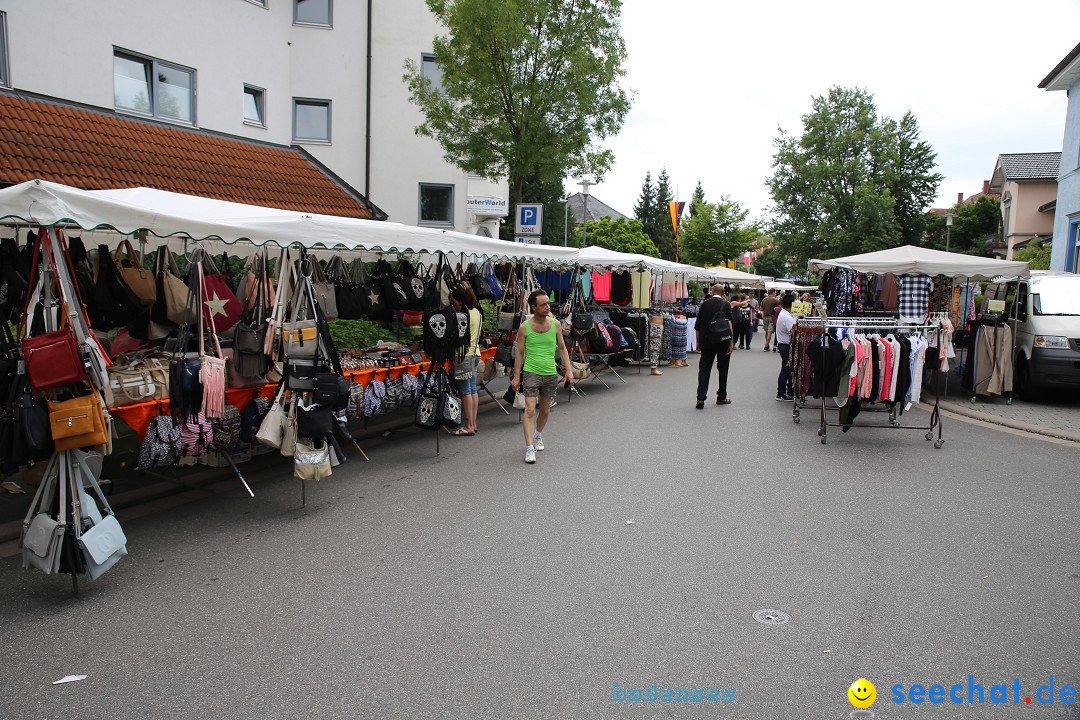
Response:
[[0, 90, 384, 220]]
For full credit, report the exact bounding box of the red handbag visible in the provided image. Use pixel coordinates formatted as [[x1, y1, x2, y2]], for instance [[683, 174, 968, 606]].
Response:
[[22, 325, 86, 391], [200, 254, 243, 333]]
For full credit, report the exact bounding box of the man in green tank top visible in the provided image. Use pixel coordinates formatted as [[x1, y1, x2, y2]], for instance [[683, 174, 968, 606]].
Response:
[[511, 290, 574, 464]]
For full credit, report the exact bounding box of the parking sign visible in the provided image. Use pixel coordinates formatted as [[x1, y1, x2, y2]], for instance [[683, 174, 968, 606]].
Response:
[[515, 203, 544, 235]]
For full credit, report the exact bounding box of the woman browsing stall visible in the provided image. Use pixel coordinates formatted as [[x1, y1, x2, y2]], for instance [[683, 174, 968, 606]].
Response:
[[450, 286, 483, 436]]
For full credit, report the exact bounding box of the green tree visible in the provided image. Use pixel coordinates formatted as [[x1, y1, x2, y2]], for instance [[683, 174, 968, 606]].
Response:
[[689, 181, 706, 217], [653, 168, 676, 260], [1012, 237, 1051, 269], [572, 216, 660, 257], [751, 246, 788, 278], [922, 195, 1002, 256], [403, 0, 631, 208], [632, 171, 658, 234], [680, 197, 757, 267], [768, 86, 942, 269]]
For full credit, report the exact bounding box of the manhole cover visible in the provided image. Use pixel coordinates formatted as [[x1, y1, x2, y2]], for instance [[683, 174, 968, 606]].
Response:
[[752, 609, 790, 625]]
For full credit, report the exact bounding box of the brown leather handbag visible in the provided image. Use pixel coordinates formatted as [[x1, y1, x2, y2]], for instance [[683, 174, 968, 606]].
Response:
[[48, 390, 108, 451], [114, 239, 157, 306]]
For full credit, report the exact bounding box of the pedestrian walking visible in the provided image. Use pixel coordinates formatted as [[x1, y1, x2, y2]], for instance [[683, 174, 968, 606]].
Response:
[[776, 293, 797, 401], [450, 285, 482, 436], [510, 290, 574, 464], [744, 293, 760, 349], [695, 283, 735, 409], [731, 292, 750, 349], [760, 289, 779, 352]]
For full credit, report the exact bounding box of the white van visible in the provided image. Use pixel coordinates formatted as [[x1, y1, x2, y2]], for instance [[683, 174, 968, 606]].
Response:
[[1004, 271, 1080, 399]]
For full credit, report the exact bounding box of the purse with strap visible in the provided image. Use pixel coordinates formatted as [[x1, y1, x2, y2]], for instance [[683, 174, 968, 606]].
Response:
[[195, 261, 227, 419], [309, 258, 339, 321], [21, 453, 65, 574], [114, 239, 156, 306], [48, 387, 109, 451], [72, 452, 128, 580]]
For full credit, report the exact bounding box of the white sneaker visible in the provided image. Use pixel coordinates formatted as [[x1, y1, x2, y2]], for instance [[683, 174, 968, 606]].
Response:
[[524, 447, 537, 464], [533, 435, 545, 451]]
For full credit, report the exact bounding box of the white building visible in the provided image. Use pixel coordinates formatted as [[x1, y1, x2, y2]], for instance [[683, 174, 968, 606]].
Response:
[[1040, 42, 1080, 272], [0, 0, 507, 232]]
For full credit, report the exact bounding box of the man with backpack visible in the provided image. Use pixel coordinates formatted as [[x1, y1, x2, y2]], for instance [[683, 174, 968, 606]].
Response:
[[694, 284, 736, 409]]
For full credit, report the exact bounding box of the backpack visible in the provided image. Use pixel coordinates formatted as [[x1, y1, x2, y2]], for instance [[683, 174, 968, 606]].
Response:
[[363, 379, 386, 417], [590, 322, 615, 353], [138, 415, 181, 469], [707, 301, 733, 344]]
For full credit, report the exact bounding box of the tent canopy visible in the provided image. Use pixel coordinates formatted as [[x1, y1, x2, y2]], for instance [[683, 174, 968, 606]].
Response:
[[766, 280, 817, 292], [701, 265, 769, 288], [807, 245, 1029, 280], [0, 179, 580, 266]]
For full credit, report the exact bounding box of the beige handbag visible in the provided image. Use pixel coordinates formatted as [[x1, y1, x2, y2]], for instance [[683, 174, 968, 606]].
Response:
[[293, 438, 331, 481], [107, 356, 170, 407], [156, 248, 191, 325], [280, 396, 298, 457], [114, 240, 157, 306]]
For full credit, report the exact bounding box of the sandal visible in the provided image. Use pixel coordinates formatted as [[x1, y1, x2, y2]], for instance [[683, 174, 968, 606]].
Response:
[[449, 428, 471, 436]]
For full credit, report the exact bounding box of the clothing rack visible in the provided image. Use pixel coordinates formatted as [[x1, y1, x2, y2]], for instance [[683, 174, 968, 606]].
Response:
[[798, 317, 945, 448]]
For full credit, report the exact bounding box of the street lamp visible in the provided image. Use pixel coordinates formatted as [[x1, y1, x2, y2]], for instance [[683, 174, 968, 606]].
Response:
[[945, 212, 956, 253], [578, 179, 593, 248]]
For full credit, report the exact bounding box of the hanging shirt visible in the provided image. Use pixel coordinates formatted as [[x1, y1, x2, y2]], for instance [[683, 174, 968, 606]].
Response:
[[630, 271, 652, 309], [897, 274, 933, 324], [591, 270, 612, 303], [609, 270, 632, 305], [880, 274, 900, 311]]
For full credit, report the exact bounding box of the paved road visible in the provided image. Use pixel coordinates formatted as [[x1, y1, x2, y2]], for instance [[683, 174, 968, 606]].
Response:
[[1, 346, 1078, 719]]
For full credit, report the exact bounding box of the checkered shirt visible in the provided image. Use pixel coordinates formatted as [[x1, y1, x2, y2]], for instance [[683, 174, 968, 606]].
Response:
[[897, 273, 933, 322]]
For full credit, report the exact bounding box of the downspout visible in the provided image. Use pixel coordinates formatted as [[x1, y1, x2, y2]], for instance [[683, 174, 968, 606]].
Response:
[[365, 0, 373, 200]]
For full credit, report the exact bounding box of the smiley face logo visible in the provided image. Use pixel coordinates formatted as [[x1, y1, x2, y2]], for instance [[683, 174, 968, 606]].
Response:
[[847, 678, 876, 708]]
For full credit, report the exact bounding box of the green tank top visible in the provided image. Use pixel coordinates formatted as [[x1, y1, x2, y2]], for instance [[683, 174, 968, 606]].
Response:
[[522, 320, 557, 375]]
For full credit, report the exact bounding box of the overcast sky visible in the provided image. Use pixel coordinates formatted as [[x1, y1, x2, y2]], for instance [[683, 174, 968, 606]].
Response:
[[568, 0, 1080, 224]]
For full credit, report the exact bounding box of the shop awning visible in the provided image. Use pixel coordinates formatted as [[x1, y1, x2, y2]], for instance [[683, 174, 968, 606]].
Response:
[[0, 180, 580, 266], [807, 245, 1029, 280]]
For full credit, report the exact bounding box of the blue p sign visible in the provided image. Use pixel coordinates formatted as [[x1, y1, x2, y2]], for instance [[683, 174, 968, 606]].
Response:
[[515, 203, 543, 235], [521, 207, 537, 225]]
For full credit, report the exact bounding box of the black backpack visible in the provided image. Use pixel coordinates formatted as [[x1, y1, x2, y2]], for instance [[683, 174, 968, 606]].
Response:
[[707, 301, 733, 344]]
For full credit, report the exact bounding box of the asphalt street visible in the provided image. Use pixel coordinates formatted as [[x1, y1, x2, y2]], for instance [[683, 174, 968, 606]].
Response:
[[1, 343, 1078, 720]]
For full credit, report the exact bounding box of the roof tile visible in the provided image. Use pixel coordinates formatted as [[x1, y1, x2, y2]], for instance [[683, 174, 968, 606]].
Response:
[[0, 92, 381, 219]]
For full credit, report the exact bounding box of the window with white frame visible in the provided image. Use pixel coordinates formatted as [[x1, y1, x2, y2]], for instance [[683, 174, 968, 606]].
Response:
[[113, 49, 196, 125], [0, 12, 9, 88], [244, 85, 265, 126], [419, 183, 454, 226], [421, 53, 444, 94], [294, 0, 331, 26], [292, 98, 331, 142]]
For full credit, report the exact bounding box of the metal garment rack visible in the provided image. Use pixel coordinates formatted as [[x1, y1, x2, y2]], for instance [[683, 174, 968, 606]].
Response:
[[793, 317, 945, 448]]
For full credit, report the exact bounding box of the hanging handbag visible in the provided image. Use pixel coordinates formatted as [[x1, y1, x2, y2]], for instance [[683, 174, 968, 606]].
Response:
[[195, 262, 227, 419], [378, 258, 416, 310], [297, 398, 334, 438], [283, 274, 320, 359], [210, 404, 243, 451], [0, 237, 29, 322], [178, 411, 213, 457], [255, 387, 287, 449], [198, 252, 243, 333], [354, 259, 387, 317], [152, 247, 190, 326], [48, 388, 109, 451], [330, 256, 365, 320], [72, 453, 128, 580], [467, 262, 494, 301], [413, 370, 440, 430], [309, 258, 339, 321], [113, 239, 156, 305], [483, 261, 504, 301], [293, 438, 331, 480], [435, 369, 463, 429], [92, 243, 145, 331], [280, 396, 298, 457], [13, 378, 54, 460], [22, 454, 65, 574], [21, 325, 86, 391]]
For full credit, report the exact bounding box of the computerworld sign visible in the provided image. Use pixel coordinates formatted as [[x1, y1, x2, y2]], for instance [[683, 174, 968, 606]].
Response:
[[467, 195, 509, 216]]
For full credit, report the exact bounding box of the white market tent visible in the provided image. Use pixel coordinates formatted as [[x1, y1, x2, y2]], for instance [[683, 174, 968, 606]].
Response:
[[765, 280, 817, 292], [807, 245, 1029, 280], [702, 265, 769, 288], [0, 179, 580, 267]]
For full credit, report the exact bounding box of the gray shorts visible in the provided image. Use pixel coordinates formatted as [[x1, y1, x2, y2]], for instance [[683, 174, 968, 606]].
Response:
[[521, 371, 559, 398], [764, 319, 775, 333]]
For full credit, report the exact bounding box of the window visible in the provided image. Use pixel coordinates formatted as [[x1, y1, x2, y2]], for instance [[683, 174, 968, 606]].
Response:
[[294, 0, 331, 26], [113, 49, 195, 125], [292, 98, 331, 142], [244, 85, 265, 126], [421, 53, 444, 94], [0, 12, 8, 88], [419, 184, 454, 226]]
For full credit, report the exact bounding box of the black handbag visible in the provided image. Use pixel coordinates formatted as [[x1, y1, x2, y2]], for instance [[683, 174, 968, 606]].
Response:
[[329, 256, 366, 320], [0, 237, 29, 322], [413, 370, 441, 430], [353, 260, 387, 317], [91, 243, 145, 331], [377, 259, 414, 310], [297, 400, 334, 438], [467, 262, 494, 301]]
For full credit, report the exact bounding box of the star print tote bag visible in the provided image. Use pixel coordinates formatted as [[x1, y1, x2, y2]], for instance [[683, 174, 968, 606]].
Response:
[[198, 252, 243, 333]]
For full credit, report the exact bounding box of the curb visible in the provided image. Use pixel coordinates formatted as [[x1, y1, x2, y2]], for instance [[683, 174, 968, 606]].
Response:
[[938, 400, 1080, 444]]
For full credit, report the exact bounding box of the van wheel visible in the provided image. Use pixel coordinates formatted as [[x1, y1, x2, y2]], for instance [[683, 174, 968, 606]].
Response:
[[1015, 355, 1041, 401]]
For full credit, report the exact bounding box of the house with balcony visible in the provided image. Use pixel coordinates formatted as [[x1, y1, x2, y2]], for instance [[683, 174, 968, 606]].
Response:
[[1040, 42, 1080, 272], [987, 152, 1059, 259]]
